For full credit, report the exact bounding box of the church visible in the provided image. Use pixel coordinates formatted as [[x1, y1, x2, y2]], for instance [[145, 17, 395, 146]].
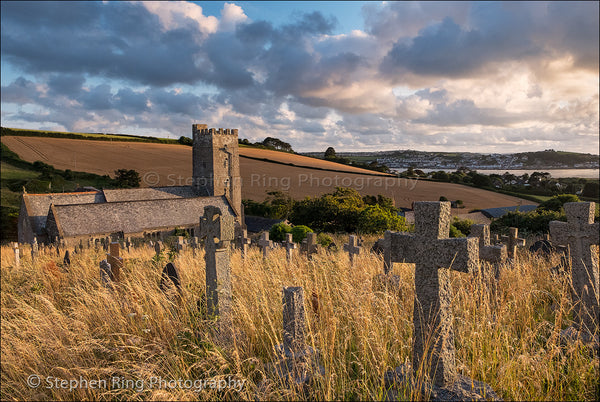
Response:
[[17, 124, 243, 246]]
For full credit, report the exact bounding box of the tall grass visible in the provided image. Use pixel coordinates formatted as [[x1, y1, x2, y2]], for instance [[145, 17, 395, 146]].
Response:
[[1, 238, 598, 401]]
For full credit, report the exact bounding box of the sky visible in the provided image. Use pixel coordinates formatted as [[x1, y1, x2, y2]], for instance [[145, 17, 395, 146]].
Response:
[[1, 1, 598, 154]]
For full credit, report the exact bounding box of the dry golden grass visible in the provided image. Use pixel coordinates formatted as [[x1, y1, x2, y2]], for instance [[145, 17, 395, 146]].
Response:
[[1, 240, 598, 401], [0, 136, 531, 210]]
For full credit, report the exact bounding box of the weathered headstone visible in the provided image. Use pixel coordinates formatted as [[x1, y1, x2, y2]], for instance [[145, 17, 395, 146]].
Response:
[[384, 202, 495, 398], [199, 206, 235, 331], [99, 260, 113, 289], [500, 227, 526, 259], [550, 202, 599, 335], [258, 232, 273, 259], [106, 242, 123, 282], [63, 250, 71, 267], [283, 233, 297, 262], [176, 236, 186, 253], [237, 229, 252, 259], [126, 237, 132, 253], [301, 233, 320, 260], [160, 262, 182, 293], [343, 235, 362, 267], [30, 238, 39, 261], [154, 241, 163, 257], [274, 287, 323, 387], [12, 243, 20, 267], [469, 224, 507, 264]]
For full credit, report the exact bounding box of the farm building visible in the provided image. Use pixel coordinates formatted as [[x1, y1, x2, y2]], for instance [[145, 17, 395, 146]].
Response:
[[18, 124, 243, 245]]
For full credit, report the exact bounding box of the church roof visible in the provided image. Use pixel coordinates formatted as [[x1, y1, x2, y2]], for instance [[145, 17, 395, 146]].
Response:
[[48, 196, 233, 238], [22, 191, 106, 234], [102, 186, 197, 202]]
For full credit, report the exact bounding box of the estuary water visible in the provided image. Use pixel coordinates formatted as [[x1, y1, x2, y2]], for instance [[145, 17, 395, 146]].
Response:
[[393, 168, 599, 179]]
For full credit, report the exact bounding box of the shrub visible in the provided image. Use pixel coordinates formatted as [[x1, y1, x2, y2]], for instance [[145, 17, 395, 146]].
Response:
[[537, 194, 580, 212], [317, 233, 333, 248], [451, 217, 474, 236], [291, 225, 313, 243], [491, 209, 565, 235], [269, 222, 292, 242], [357, 205, 409, 234], [449, 225, 465, 237]]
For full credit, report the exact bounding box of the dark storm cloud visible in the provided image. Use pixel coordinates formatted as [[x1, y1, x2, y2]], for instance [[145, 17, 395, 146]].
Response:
[[47, 74, 85, 97], [1, 77, 39, 104]]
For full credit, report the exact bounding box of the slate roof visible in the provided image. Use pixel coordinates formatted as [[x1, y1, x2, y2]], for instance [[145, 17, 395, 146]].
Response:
[[102, 186, 197, 202], [49, 196, 233, 237], [479, 205, 538, 219], [22, 191, 106, 235]]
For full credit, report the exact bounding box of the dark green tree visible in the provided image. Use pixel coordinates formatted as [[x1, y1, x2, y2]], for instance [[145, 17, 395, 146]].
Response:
[[324, 147, 336, 159], [114, 169, 141, 188]]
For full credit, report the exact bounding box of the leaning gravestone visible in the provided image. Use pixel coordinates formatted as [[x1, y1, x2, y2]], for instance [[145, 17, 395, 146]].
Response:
[[160, 262, 182, 294], [258, 232, 273, 259], [63, 250, 71, 267], [99, 260, 113, 289], [343, 235, 362, 267], [283, 233, 297, 262], [107, 243, 123, 282], [550, 202, 599, 339], [272, 287, 323, 389], [199, 205, 235, 337], [383, 202, 499, 400]]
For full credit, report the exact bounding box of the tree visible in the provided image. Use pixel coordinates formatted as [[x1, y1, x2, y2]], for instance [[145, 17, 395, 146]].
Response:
[[324, 147, 336, 160], [582, 182, 599, 198], [261, 137, 294, 153], [114, 169, 141, 188], [178, 136, 193, 146], [537, 194, 580, 212]]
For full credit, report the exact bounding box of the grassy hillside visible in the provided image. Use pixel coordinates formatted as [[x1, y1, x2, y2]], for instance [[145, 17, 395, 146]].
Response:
[[1, 240, 598, 400]]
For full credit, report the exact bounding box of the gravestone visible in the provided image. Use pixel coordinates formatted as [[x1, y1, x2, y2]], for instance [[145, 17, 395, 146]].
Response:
[[500, 227, 526, 260], [160, 262, 182, 293], [283, 233, 297, 262], [99, 260, 113, 289], [301, 233, 320, 260], [529, 239, 555, 256], [237, 229, 251, 259], [126, 237, 132, 253], [273, 287, 323, 388], [258, 232, 273, 259], [550, 202, 599, 336], [343, 235, 362, 267], [199, 205, 235, 332], [154, 241, 163, 257], [63, 250, 71, 267], [107, 242, 123, 282], [30, 238, 39, 261], [176, 236, 186, 253], [12, 243, 20, 267], [383, 202, 496, 398], [469, 224, 507, 264], [104, 236, 110, 252]]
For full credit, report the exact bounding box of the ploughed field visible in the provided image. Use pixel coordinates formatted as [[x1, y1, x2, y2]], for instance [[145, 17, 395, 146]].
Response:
[[1, 136, 532, 210]]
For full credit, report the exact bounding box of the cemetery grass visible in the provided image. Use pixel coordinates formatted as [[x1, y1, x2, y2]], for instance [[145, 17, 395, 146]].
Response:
[[1, 240, 599, 401]]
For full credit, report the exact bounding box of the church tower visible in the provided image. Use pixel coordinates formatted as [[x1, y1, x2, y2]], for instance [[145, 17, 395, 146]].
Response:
[[192, 124, 242, 219]]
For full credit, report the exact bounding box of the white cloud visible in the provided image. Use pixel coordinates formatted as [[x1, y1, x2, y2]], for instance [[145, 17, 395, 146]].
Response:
[[141, 1, 218, 35], [218, 3, 249, 31]]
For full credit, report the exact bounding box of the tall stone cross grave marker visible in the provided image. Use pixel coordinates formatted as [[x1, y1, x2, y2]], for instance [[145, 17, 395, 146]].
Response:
[[385, 202, 479, 387], [301, 233, 320, 260], [199, 206, 235, 327], [237, 229, 251, 258], [550, 202, 599, 334], [500, 227, 526, 259]]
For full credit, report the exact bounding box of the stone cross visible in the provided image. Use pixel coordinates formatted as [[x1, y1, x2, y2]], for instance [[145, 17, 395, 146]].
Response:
[[160, 262, 182, 293], [283, 233, 297, 262], [550, 202, 599, 334], [99, 260, 113, 289], [281, 287, 307, 358], [237, 229, 252, 258], [343, 235, 362, 267], [63, 250, 71, 267], [301, 233, 320, 260], [500, 227, 526, 259], [199, 206, 235, 327], [190, 236, 199, 256], [385, 202, 479, 388], [176, 236, 186, 253], [469, 224, 507, 264], [12, 242, 20, 267], [107, 242, 123, 282], [258, 232, 273, 259]]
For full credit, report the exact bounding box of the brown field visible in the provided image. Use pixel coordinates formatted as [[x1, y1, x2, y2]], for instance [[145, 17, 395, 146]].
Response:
[[1, 136, 534, 210]]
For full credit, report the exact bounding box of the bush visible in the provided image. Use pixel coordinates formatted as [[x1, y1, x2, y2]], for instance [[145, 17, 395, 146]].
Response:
[[357, 205, 409, 234], [491, 209, 565, 235], [537, 194, 580, 212], [291, 225, 313, 243], [451, 217, 474, 236], [317, 233, 333, 248], [439, 196, 448, 201], [269, 222, 292, 242], [449, 225, 466, 238]]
